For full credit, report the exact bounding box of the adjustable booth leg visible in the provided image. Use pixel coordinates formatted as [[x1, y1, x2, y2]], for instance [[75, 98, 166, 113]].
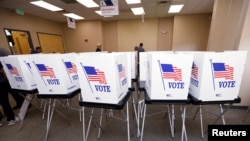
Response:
[[98, 109, 104, 139], [199, 105, 204, 138], [17, 94, 34, 131], [212, 104, 230, 125], [219, 104, 226, 124], [140, 104, 147, 141], [171, 105, 175, 138], [137, 98, 145, 137], [82, 107, 86, 141], [44, 99, 56, 141], [79, 95, 83, 122], [192, 105, 204, 139], [168, 104, 175, 138], [131, 92, 140, 138], [181, 106, 187, 141], [42, 99, 47, 119], [126, 101, 131, 141], [86, 108, 94, 140]]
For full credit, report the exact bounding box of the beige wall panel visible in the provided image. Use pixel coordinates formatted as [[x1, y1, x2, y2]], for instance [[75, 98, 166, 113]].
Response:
[[237, 0, 250, 106], [207, 0, 245, 51], [207, 0, 230, 51], [222, 0, 245, 50], [62, 20, 103, 53], [117, 19, 158, 52], [157, 17, 173, 51], [173, 14, 211, 51], [103, 21, 118, 52]]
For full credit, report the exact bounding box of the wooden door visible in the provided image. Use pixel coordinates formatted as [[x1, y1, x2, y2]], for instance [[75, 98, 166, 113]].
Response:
[[12, 31, 31, 54], [38, 33, 65, 53]]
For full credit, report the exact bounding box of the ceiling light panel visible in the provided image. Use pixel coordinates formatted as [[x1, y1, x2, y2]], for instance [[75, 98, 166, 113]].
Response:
[[126, 0, 141, 4], [95, 10, 102, 15], [168, 4, 184, 13], [30, 1, 63, 11], [63, 13, 84, 20], [76, 0, 99, 8], [131, 7, 145, 15]]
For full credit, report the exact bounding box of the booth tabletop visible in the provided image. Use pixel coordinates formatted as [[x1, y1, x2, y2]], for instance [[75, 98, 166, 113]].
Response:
[[13, 89, 38, 95], [79, 91, 132, 110], [189, 94, 241, 105], [143, 90, 192, 105], [36, 89, 81, 99]]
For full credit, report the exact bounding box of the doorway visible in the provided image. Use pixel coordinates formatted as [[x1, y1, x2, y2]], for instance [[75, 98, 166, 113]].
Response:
[[3, 28, 33, 55], [37, 32, 65, 53]]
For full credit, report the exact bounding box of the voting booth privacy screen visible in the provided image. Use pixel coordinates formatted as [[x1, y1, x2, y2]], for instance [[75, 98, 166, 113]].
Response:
[[112, 51, 137, 88], [139, 51, 174, 87], [29, 53, 79, 94], [76, 53, 129, 104], [145, 52, 194, 100], [0, 55, 36, 90], [188, 51, 247, 101], [130, 51, 136, 79], [139, 52, 147, 87]]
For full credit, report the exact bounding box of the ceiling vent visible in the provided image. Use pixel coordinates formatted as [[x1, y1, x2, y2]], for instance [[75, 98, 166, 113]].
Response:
[[158, 0, 171, 6], [60, 0, 77, 4]]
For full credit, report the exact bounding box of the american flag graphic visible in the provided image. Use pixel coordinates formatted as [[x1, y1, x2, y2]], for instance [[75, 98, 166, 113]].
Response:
[[36, 64, 56, 78], [84, 66, 107, 84], [213, 63, 234, 80], [64, 61, 77, 74], [161, 64, 182, 81], [191, 62, 198, 79], [6, 64, 19, 76], [117, 64, 126, 79]]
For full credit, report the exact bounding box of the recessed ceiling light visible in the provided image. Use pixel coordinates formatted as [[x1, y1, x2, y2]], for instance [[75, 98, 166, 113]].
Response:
[[131, 7, 145, 15], [63, 13, 84, 20], [95, 11, 102, 15], [126, 0, 141, 4], [76, 0, 99, 8], [30, 1, 63, 11], [168, 4, 184, 13]]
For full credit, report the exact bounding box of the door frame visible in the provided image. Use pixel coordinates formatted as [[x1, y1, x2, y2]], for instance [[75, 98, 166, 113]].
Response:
[[3, 28, 34, 54]]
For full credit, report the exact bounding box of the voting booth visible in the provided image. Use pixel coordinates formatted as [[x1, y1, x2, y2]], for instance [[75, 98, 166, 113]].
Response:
[[112, 52, 137, 88], [189, 51, 247, 101], [76, 53, 129, 104], [77, 53, 131, 141], [0, 55, 36, 90], [29, 53, 79, 95], [145, 52, 193, 100], [140, 51, 193, 141]]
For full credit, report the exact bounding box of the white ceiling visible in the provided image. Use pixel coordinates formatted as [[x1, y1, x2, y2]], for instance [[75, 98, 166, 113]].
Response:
[[0, 0, 214, 22]]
